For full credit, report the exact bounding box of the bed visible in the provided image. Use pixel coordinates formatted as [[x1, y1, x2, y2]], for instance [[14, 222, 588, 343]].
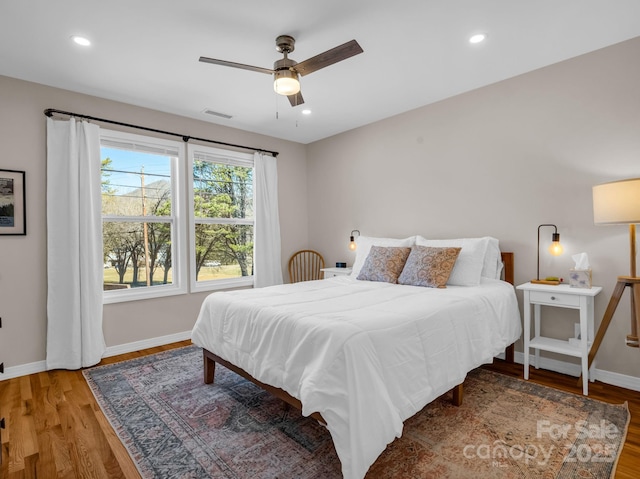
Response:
[[191, 235, 522, 479]]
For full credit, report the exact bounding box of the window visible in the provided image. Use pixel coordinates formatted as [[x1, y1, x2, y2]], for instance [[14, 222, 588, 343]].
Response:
[[99, 130, 259, 301], [188, 145, 255, 292], [100, 130, 186, 302]]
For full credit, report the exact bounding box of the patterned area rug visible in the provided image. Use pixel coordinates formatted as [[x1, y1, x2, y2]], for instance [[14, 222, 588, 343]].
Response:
[[83, 346, 629, 478]]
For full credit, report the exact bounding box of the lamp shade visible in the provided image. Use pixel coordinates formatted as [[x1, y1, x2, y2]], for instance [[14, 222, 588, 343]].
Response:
[[593, 178, 640, 224]]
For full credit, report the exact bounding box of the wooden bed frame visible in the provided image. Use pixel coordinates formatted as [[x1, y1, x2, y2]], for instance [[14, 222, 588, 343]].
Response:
[[202, 252, 516, 422]]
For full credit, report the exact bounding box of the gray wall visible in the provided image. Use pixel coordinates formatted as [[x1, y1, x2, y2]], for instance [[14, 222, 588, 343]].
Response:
[[2, 36, 640, 383], [0, 75, 308, 368], [306, 37, 640, 379]]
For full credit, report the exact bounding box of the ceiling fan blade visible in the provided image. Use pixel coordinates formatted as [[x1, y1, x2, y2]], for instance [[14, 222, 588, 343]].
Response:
[[199, 56, 273, 75], [288, 91, 305, 107], [294, 40, 363, 77]]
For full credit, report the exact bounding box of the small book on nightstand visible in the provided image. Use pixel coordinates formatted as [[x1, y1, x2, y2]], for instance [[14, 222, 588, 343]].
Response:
[[531, 279, 561, 285]]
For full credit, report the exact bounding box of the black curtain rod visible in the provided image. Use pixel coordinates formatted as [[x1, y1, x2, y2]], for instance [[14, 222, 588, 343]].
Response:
[[43, 108, 279, 157]]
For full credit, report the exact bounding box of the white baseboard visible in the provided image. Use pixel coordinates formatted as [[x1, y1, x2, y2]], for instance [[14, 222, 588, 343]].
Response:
[[594, 368, 640, 392], [512, 351, 640, 393], [0, 331, 192, 381], [1, 360, 48, 380], [514, 351, 582, 377], [103, 330, 192, 358]]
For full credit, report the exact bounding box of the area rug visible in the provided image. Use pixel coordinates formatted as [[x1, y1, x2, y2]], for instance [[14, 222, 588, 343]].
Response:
[[83, 346, 629, 478]]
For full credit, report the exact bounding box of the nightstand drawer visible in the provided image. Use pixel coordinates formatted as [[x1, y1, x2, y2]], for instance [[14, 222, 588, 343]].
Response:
[[529, 290, 580, 307], [321, 267, 352, 278]]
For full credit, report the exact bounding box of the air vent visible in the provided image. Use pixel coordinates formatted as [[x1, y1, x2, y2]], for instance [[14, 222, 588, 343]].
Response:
[[202, 109, 233, 120]]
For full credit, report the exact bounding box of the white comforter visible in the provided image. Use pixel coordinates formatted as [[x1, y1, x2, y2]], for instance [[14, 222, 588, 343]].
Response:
[[191, 276, 522, 479]]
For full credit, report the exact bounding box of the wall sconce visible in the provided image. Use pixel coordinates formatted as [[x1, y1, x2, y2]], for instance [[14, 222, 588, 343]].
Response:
[[532, 224, 563, 284], [349, 230, 360, 251]]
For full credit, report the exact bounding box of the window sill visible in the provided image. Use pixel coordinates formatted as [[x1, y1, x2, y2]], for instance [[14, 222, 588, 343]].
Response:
[[103, 284, 188, 304], [190, 276, 254, 294]]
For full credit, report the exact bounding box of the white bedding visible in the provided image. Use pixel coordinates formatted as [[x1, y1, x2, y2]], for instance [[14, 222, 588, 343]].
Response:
[[191, 276, 522, 479]]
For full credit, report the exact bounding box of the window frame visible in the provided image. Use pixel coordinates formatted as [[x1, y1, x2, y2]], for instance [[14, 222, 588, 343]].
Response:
[[100, 129, 187, 304], [188, 144, 255, 293]]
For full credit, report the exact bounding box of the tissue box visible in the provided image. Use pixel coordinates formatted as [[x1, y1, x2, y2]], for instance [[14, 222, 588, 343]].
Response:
[[569, 269, 592, 288]]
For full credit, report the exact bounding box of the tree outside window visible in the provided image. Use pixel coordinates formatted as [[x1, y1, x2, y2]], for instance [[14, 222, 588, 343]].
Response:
[[100, 130, 186, 302], [191, 150, 255, 288]]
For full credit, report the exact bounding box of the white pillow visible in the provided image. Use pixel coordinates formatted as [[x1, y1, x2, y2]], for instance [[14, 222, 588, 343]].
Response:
[[415, 236, 489, 286], [481, 237, 502, 279], [351, 236, 416, 278]]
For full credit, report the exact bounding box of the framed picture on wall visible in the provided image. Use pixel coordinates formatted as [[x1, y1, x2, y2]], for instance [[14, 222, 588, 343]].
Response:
[[0, 169, 26, 235]]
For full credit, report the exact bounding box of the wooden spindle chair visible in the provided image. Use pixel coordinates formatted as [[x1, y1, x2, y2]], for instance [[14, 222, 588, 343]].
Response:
[[288, 250, 325, 283]]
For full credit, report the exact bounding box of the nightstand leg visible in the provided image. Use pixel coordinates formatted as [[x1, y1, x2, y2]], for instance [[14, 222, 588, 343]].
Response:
[[534, 304, 541, 369], [580, 297, 589, 395], [523, 292, 531, 380], [587, 297, 596, 382], [577, 280, 626, 388], [632, 282, 640, 346]]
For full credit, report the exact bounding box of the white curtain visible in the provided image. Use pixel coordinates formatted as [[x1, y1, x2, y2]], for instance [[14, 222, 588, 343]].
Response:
[[254, 152, 283, 287], [46, 117, 106, 369]]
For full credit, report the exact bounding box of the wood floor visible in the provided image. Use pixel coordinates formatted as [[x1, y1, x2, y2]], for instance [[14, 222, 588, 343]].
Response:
[[1, 341, 639, 478]]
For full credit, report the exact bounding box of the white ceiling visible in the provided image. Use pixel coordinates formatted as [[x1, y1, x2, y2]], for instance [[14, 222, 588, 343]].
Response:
[[2, 1, 640, 144]]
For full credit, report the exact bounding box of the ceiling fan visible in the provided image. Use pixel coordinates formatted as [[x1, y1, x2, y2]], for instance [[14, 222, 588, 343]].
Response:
[[199, 35, 363, 107]]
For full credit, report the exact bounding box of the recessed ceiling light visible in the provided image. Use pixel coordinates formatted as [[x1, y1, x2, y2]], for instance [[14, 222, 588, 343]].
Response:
[[71, 35, 91, 46], [302, 109, 312, 115], [469, 33, 486, 44]]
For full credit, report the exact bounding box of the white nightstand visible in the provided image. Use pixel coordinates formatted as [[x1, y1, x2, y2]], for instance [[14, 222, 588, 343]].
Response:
[[516, 282, 602, 395], [321, 267, 352, 278]]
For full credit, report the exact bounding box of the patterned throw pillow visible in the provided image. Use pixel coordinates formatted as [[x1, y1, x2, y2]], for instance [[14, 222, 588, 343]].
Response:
[[398, 245, 462, 288], [356, 246, 411, 283]]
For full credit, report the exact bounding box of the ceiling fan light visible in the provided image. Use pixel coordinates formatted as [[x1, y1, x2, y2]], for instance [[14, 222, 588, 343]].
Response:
[[274, 69, 300, 96]]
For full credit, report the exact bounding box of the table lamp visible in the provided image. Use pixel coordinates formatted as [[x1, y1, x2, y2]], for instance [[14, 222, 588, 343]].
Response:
[[531, 224, 563, 285]]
